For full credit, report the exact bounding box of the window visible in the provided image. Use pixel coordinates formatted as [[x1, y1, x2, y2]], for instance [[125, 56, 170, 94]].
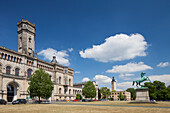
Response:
[[11, 56, 13, 61], [1, 53, 4, 59], [17, 58, 19, 63], [65, 79, 67, 85], [27, 69, 32, 78], [4, 54, 7, 59], [15, 68, 19, 76], [14, 57, 16, 62], [59, 88, 61, 94], [64, 89, 67, 94], [69, 89, 71, 94], [0, 64, 2, 73], [6, 66, 11, 74], [8, 55, 10, 60], [69, 79, 71, 86], [64, 70, 67, 73], [59, 77, 61, 84]]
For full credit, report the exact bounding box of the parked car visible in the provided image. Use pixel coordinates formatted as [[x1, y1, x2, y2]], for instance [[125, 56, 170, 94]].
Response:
[[34, 100, 42, 104], [82, 99, 89, 102], [0, 99, 7, 105], [93, 99, 98, 101], [72, 99, 79, 102], [12, 99, 27, 105]]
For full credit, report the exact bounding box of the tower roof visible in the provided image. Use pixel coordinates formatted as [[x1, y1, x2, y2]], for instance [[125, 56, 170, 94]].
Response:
[[112, 76, 116, 82], [51, 56, 58, 63]]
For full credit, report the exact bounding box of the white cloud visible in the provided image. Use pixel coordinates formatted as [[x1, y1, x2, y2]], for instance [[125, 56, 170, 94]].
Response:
[[117, 82, 135, 91], [82, 77, 90, 82], [68, 48, 74, 52], [106, 62, 153, 73], [80, 33, 148, 62], [157, 62, 169, 68], [75, 71, 80, 74], [119, 74, 135, 80], [93, 75, 112, 87], [38, 48, 70, 66], [149, 74, 170, 84]]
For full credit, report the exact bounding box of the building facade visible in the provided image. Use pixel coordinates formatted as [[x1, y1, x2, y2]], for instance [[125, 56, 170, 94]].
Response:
[[0, 19, 79, 102], [110, 76, 131, 101], [73, 81, 98, 100]]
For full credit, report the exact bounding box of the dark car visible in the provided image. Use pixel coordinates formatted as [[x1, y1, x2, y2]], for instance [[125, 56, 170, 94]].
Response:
[[12, 99, 27, 105], [82, 99, 89, 102], [0, 99, 7, 105]]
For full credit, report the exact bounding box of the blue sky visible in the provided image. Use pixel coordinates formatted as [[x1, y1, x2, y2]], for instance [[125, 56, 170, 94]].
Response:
[[0, 0, 170, 90]]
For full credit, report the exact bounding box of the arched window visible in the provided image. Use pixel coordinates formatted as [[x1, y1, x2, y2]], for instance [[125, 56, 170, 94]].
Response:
[[64, 89, 67, 94], [69, 79, 71, 86], [27, 69, 32, 78], [59, 88, 61, 94], [73, 90, 74, 94], [11, 56, 13, 61], [0, 64, 2, 73], [4, 54, 7, 60], [8, 55, 10, 60], [6, 66, 11, 74], [65, 79, 67, 85], [59, 77, 61, 84], [15, 68, 19, 76], [69, 89, 71, 94], [1, 53, 4, 59]]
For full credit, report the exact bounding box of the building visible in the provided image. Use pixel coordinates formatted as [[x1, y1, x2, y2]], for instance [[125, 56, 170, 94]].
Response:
[[73, 81, 98, 100], [110, 76, 131, 101], [0, 19, 79, 102]]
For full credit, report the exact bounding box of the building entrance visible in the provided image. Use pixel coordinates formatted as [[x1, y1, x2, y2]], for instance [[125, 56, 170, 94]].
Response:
[[7, 84, 14, 102]]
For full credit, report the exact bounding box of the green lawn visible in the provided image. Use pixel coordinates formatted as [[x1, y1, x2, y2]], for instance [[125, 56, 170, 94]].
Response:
[[0, 101, 169, 113]]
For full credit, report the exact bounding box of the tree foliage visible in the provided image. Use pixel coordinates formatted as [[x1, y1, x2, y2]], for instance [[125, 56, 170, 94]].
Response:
[[100, 87, 111, 99], [118, 92, 124, 100], [82, 81, 96, 99], [28, 68, 54, 103], [126, 88, 136, 100], [143, 81, 170, 101], [76, 94, 82, 100]]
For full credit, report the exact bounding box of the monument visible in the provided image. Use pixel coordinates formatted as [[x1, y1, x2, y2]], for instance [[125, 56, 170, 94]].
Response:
[[131, 72, 155, 103]]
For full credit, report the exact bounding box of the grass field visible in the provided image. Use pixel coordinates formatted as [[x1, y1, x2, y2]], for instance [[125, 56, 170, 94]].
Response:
[[0, 101, 169, 113], [70, 101, 170, 107]]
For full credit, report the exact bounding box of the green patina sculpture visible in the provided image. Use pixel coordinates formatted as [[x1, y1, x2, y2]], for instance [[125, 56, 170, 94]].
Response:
[[132, 72, 151, 88]]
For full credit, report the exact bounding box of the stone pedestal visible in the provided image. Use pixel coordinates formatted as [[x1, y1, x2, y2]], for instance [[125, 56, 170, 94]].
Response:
[[135, 88, 150, 102]]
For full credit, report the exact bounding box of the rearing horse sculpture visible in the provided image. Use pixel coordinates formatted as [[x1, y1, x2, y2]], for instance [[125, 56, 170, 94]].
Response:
[[132, 72, 151, 88]]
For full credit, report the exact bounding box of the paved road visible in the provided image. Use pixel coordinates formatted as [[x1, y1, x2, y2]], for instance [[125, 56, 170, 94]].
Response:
[[55, 102, 170, 109]]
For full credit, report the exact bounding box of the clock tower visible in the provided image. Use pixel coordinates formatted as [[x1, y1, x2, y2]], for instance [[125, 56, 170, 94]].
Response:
[[17, 18, 36, 57]]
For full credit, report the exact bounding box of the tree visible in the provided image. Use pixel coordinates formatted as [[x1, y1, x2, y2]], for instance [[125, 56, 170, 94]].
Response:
[[82, 81, 96, 99], [98, 88, 101, 99], [28, 68, 54, 104], [143, 81, 169, 101], [76, 94, 82, 100], [100, 87, 111, 99], [143, 82, 157, 100], [126, 88, 136, 100], [118, 92, 124, 100]]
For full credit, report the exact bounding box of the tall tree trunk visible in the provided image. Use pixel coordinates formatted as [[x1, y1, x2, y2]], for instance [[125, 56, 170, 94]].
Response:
[[38, 96, 40, 104]]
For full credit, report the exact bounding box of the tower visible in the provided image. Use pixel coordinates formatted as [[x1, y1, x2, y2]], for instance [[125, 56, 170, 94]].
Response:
[[17, 18, 36, 57], [111, 76, 116, 91]]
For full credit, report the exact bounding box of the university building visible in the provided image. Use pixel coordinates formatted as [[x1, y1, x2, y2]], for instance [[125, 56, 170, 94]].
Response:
[[0, 19, 81, 102], [110, 77, 131, 101]]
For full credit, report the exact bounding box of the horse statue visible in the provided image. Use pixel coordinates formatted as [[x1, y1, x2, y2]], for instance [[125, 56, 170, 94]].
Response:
[[132, 72, 151, 88]]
